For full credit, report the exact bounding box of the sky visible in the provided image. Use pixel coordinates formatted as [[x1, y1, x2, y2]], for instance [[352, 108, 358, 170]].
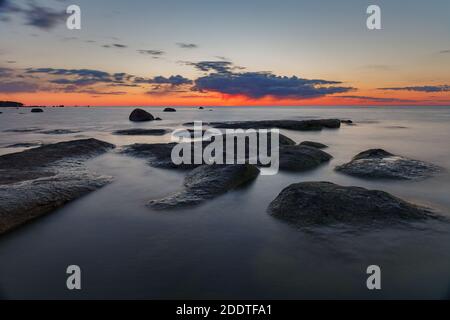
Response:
[[0, 0, 449, 106]]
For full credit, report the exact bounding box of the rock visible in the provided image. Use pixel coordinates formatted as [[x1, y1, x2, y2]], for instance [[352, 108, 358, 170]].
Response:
[[268, 181, 436, 226], [0, 139, 115, 234], [40, 129, 80, 135], [335, 149, 441, 180], [198, 107, 204, 110], [3, 127, 41, 133], [129, 108, 154, 122], [148, 164, 260, 209], [184, 119, 341, 131], [278, 145, 332, 171], [121, 132, 297, 169], [341, 119, 353, 124], [0, 138, 114, 185], [163, 107, 176, 112], [31, 108, 44, 113], [299, 141, 328, 149], [5, 142, 41, 148], [155, 117, 162, 121], [113, 128, 168, 136]]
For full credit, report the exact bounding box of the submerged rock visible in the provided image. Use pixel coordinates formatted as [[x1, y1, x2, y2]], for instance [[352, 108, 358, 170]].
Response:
[[31, 108, 43, 113], [185, 119, 342, 131], [268, 181, 436, 226], [113, 128, 168, 136], [163, 107, 176, 112], [5, 142, 41, 148], [40, 129, 80, 135], [278, 145, 332, 171], [129, 108, 154, 122], [299, 141, 328, 149], [148, 164, 260, 209], [336, 149, 440, 180], [0, 138, 115, 234]]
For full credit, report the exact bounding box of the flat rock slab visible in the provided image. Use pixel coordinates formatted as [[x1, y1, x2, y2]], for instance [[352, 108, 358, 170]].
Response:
[[268, 181, 436, 226], [113, 128, 168, 136], [148, 164, 260, 209], [335, 149, 441, 180], [184, 119, 341, 131], [121, 132, 300, 170], [0, 138, 115, 234]]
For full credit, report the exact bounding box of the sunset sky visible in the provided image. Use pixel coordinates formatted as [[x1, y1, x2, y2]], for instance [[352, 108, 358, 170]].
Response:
[[0, 0, 449, 106]]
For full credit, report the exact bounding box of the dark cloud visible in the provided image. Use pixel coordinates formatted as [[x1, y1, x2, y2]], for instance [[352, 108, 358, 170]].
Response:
[[193, 72, 352, 99], [176, 43, 198, 49], [0, 1, 65, 30], [135, 75, 192, 86], [187, 61, 235, 74], [378, 85, 450, 92], [25, 68, 134, 87], [0, 80, 39, 93], [103, 44, 128, 49], [137, 50, 165, 58], [339, 95, 411, 103]]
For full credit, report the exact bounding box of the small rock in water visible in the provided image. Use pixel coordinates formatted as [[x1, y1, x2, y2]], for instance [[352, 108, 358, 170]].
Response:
[[129, 108, 154, 122], [40, 129, 80, 135], [335, 148, 441, 180], [268, 181, 436, 226], [31, 108, 43, 113], [163, 107, 176, 112], [299, 141, 328, 149], [148, 164, 260, 209], [155, 117, 162, 121], [5, 142, 41, 148], [113, 128, 168, 136]]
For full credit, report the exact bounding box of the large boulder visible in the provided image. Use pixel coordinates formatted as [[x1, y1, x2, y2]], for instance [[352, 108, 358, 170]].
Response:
[[335, 149, 440, 180], [129, 108, 154, 122], [0, 139, 115, 234], [148, 164, 260, 209], [278, 145, 332, 171], [268, 181, 436, 226]]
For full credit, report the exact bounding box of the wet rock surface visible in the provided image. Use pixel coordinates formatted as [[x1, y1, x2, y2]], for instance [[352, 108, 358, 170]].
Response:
[[336, 149, 441, 180], [129, 108, 154, 122], [121, 132, 298, 169], [299, 141, 328, 149], [268, 181, 436, 226], [148, 164, 260, 209], [278, 145, 332, 171], [0, 138, 115, 234], [113, 128, 168, 136], [40, 129, 81, 135], [184, 119, 342, 131], [5, 142, 41, 148]]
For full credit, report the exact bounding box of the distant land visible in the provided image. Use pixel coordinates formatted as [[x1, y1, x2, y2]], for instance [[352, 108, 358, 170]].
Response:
[[0, 101, 24, 108]]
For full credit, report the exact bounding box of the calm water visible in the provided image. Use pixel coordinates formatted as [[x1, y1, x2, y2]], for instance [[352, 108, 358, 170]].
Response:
[[0, 106, 450, 299]]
